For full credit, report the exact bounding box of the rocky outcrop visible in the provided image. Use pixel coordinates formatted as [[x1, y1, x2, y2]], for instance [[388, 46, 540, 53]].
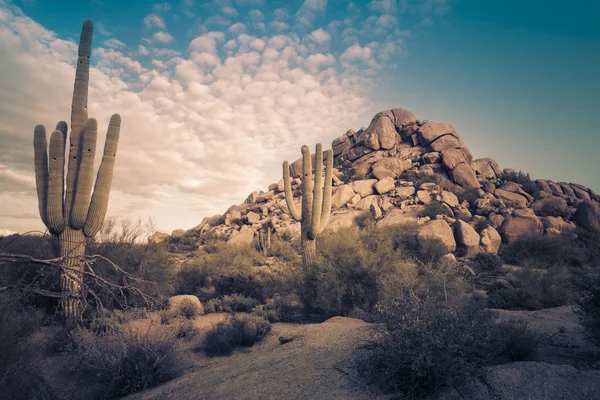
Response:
[[175, 107, 598, 258]]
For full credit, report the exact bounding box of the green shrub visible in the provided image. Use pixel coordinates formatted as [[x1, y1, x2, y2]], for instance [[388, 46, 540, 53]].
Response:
[[500, 234, 585, 269], [355, 210, 376, 229], [455, 188, 481, 206], [574, 268, 600, 346], [359, 297, 538, 397], [251, 295, 300, 322], [174, 298, 202, 319], [487, 265, 574, 310], [472, 253, 504, 273], [418, 201, 453, 219], [67, 324, 180, 398], [175, 319, 197, 340], [201, 314, 271, 356], [209, 294, 260, 313]]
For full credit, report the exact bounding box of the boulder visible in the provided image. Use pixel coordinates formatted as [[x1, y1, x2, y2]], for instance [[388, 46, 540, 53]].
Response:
[[171, 229, 185, 238], [440, 191, 459, 207], [451, 163, 480, 190], [167, 295, 204, 316], [441, 148, 468, 170], [533, 196, 568, 217], [332, 135, 351, 156], [495, 189, 529, 208], [430, 135, 462, 152], [500, 182, 534, 202], [247, 211, 261, 224], [479, 226, 501, 254], [370, 203, 383, 220], [541, 216, 576, 233], [391, 108, 417, 129], [351, 179, 377, 197], [355, 195, 379, 211], [417, 122, 457, 146], [559, 183, 576, 198], [423, 152, 441, 164], [148, 231, 169, 244], [331, 184, 355, 209], [418, 220, 456, 254], [393, 186, 416, 199], [572, 185, 592, 201], [574, 201, 600, 231], [500, 210, 544, 244], [372, 158, 411, 176], [372, 167, 396, 180], [473, 158, 502, 179], [227, 225, 255, 245], [361, 111, 398, 150], [374, 177, 395, 195], [454, 220, 480, 257], [324, 211, 362, 232]]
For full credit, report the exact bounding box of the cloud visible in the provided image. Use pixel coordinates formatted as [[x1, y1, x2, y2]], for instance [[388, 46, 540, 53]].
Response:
[[153, 3, 172, 13], [367, 0, 397, 14], [0, 3, 371, 234], [308, 28, 330, 44], [153, 31, 175, 43], [143, 13, 165, 29], [296, 0, 328, 28], [104, 38, 125, 49]]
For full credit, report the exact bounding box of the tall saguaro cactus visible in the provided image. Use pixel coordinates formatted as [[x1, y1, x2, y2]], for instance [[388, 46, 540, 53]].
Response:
[[33, 20, 121, 326], [283, 144, 333, 269]]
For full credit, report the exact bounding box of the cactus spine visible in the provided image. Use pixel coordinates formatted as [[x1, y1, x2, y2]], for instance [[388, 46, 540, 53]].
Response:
[[258, 226, 272, 257], [283, 144, 333, 269], [33, 20, 121, 327]]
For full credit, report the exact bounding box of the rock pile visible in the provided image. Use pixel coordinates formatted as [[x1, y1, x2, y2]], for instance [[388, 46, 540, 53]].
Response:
[[157, 108, 600, 258]]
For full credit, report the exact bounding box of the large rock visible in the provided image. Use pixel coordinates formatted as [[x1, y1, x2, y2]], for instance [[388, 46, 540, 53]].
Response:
[[374, 177, 395, 194], [351, 179, 377, 197], [324, 211, 363, 232], [360, 111, 398, 150], [331, 185, 355, 208], [391, 108, 417, 129], [393, 186, 417, 199], [247, 211, 261, 224], [289, 153, 316, 177], [372, 158, 411, 176], [417, 122, 457, 146], [500, 182, 534, 202], [148, 231, 170, 244], [430, 135, 462, 152], [441, 148, 468, 170], [533, 196, 568, 217], [473, 158, 501, 179], [450, 163, 480, 190], [355, 195, 379, 211], [454, 220, 480, 257], [574, 201, 600, 231], [332, 134, 351, 156], [541, 216, 576, 233], [435, 362, 600, 400], [227, 225, 255, 245], [495, 189, 529, 208], [418, 220, 456, 254], [479, 226, 501, 254], [500, 209, 544, 244], [372, 167, 396, 180]]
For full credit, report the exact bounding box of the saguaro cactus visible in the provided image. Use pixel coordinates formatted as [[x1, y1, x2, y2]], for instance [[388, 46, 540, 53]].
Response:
[[258, 226, 272, 257], [33, 20, 121, 326], [283, 144, 333, 269]]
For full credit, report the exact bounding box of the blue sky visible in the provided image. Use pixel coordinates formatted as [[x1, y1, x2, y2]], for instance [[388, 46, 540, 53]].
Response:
[[0, 0, 598, 235]]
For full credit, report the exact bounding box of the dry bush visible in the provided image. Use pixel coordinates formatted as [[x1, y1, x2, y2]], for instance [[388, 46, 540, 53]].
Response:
[[204, 294, 259, 313], [500, 234, 585, 269], [574, 267, 600, 346], [200, 314, 271, 357], [67, 323, 181, 398], [472, 252, 504, 273], [359, 297, 539, 398], [354, 210, 376, 229], [418, 201, 453, 219]]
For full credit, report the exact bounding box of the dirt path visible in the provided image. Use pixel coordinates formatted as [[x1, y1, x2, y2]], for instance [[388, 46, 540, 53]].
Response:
[[129, 316, 391, 400]]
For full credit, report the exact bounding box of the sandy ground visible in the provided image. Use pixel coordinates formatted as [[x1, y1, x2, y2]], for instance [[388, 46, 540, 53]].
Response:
[[128, 316, 391, 400]]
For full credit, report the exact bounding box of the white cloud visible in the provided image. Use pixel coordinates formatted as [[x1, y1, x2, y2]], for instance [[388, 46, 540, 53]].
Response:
[[104, 38, 125, 49], [153, 3, 172, 13], [248, 9, 264, 21], [138, 44, 150, 55], [221, 6, 238, 18], [228, 22, 247, 34], [308, 28, 330, 44], [368, 0, 397, 14], [296, 0, 328, 27], [153, 31, 175, 43], [143, 13, 165, 29], [340, 44, 372, 61], [0, 2, 377, 234]]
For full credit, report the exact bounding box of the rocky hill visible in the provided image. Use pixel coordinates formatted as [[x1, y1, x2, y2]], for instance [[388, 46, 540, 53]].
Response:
[[153, 108, 600, 257]]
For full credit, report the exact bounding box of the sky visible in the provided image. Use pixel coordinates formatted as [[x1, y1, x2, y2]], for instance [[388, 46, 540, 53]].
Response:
[[0, 0, 598, 236]]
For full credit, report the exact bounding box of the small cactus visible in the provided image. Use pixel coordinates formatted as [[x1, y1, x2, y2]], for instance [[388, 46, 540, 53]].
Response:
[[258, 226, 272, 257], [283, 144, 333, 269], [33, 20, 121, 327]]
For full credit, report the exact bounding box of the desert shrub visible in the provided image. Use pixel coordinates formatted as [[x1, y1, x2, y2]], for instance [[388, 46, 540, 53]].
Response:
[[501, 170, 533, 185], [418, 201, 453, 219], [500, 234, 584, 269], [175, 319, 197, 340], [207, 294, 260, 313], [355, 210, 376, 229], [472, 253, 504, 272], [67, 324, 180, 398], [269, 237, 301, 263], [473, 218, 493, 233], [574, 267, 600, 346], [359, 297, 538, 397], [175, 244, 269, 300], [201, 314, 271, 356], [455, 187, 481, 206], [251, 294, 300, 322], [0, 293, 51, 400], [174, 298, 201, 319], [487, 265, 574, 310]]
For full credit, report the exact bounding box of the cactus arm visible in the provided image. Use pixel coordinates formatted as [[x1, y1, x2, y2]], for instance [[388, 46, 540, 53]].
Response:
[[84, 114, 121, 238], [70, 118, 97, 229], [300, 145, 314, 232], [283, 160, 302, 222], [266, 226, 271, 249], [33, 125, 49, 228], [316, 149, 333, 234], [65, 19, 93, 225], [310, 143, 324, 238], [46, 122, 67, 234]]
